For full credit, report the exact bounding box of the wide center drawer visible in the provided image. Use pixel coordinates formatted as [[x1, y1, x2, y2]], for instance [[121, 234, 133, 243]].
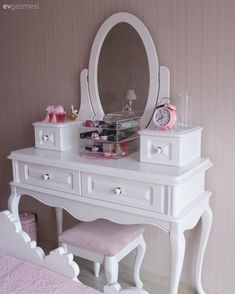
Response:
[[18, 162, 80, 194], [81, 172, 165, 213]]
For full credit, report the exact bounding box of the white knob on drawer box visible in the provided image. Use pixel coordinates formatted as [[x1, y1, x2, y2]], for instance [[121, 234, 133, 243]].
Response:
[[153, 146, 162, 154], [113, 187, 122, 195], [42, 173, 50, 181], [42, 135, 49, 142]]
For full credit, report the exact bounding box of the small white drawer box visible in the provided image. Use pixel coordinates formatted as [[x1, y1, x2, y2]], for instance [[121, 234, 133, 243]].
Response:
[[34, 121, 80, 151], [139, 126, 202, 166]]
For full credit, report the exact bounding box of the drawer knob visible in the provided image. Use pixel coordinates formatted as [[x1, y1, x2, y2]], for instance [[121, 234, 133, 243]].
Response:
[[42, 173, 50, 181], [153, 146, 162, 154], [113, 187, 122, 195], [42, 135, 49, 142]]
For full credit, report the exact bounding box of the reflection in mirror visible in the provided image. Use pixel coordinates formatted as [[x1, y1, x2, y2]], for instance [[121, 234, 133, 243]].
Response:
[[98, 23, 149, 115]]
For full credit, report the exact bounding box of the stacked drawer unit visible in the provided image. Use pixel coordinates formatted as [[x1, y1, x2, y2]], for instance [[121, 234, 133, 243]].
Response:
[[79, 113, 141, 159]]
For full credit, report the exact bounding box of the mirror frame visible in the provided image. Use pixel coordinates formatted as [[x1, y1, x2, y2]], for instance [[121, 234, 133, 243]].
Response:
[[88, 12, 159, 128]]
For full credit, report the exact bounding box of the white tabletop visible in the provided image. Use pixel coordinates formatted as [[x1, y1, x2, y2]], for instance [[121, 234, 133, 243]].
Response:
[[9, 147, 212, 185]]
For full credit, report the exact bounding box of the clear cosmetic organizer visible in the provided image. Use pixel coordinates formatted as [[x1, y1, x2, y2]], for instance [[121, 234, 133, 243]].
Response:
[[80, 113, 141, 159]]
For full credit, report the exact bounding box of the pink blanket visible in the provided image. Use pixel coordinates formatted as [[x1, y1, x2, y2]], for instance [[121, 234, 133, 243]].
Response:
[[0, 254, 101, 294]]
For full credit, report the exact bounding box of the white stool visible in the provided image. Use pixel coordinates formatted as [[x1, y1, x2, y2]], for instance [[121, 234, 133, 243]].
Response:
[[59, 219, 146, 288]]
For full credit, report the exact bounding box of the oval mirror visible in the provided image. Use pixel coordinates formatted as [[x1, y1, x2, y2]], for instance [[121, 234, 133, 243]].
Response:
[[88, 12, 159, 128], [98, 23, 149, 115]]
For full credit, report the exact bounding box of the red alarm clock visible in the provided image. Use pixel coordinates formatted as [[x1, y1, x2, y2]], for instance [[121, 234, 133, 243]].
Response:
[[153, 100, 177, 130]]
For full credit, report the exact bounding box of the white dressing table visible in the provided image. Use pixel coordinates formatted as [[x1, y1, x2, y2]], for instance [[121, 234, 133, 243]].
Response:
[[8, 147, 212, 294], [7, 12, 213, 294]]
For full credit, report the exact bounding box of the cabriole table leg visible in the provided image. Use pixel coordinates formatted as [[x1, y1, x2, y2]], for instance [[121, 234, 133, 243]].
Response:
[[169, 223, 186, 294], [194, 207, 213, 294]]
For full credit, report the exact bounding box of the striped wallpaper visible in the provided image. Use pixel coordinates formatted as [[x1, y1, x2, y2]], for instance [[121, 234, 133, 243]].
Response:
[[0, 1, 234, 293]]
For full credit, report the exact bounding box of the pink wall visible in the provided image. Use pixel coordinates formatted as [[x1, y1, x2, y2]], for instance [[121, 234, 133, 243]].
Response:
[[0, 1, 235, 293]]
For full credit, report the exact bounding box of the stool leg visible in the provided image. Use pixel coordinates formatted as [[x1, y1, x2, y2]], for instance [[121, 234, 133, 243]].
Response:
[[94, 262, 101, 277], [104, 256, 119, 284], [133, 235, 146, 288]]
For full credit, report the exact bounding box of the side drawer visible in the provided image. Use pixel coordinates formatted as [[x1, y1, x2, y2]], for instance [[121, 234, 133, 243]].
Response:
[[140, 135, 177, 165], [81, 172, 165, 213], [139, 127, 202, 166], [35, 126, 59, 150], [34, 121, 80, 151], [18, 162, 80, 194]]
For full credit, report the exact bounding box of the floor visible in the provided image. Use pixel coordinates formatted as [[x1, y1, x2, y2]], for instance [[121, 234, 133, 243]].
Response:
[[39, 238, 195, 294], [77, 258, 167, 294], [76, 257, 195, 294]]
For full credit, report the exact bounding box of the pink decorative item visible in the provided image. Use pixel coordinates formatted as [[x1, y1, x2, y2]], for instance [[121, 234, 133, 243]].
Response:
[[120, 142, 128, 154], [43, 105, 66, 123], [56, 113, 67, 122], [43, 113, 51, 122], [55, 105, 64, 113], [55, 105, 66, 122], [46, 105, 55, 113], [19, 212, 37, 242], [51, 113, 57, 122], [153, 99, 177, 130], [43, 105, 55, 122]]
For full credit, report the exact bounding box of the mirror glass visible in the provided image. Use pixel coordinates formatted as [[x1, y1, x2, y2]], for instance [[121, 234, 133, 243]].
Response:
[[97, 23, 149, 115]]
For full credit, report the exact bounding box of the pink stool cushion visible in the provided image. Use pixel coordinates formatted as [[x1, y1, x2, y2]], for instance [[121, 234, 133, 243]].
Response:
[[59, 219, 145, 257], [0, 254, 101, 294]]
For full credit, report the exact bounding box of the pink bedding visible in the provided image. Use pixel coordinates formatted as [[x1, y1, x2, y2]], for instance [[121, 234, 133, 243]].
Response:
[[0, 254, 101, 294]]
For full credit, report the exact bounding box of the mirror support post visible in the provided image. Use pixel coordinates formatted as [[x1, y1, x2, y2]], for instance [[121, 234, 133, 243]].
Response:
[[147, 66, 170, 129], [158, 66, 170, 101], [78, 69, 95, 120]]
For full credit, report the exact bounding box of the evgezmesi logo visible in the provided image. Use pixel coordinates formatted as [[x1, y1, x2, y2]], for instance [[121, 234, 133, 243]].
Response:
[[2, 3, 39, 11]]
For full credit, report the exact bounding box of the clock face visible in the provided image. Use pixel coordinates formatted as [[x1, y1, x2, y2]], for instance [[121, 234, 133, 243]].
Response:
[[154, 108, 171, 126]]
